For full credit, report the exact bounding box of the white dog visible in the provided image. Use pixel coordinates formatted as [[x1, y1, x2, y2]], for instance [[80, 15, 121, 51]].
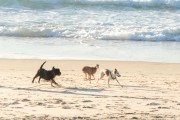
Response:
[[97, 68, 122, 87]]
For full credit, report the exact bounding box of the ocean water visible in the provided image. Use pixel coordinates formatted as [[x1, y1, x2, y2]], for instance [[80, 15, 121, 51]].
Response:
[[0, 0, 180, 63]]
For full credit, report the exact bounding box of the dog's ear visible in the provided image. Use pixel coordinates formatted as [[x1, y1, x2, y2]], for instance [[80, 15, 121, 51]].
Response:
[[115, 68, 117, 72], [52, 67, 55, 70]]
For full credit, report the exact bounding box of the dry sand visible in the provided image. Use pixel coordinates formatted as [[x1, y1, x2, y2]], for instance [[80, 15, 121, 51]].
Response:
[[0, 59, 180, 120]]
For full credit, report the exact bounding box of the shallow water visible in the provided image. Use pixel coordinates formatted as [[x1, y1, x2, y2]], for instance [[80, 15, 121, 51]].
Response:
[[0, 37, 180, 63]]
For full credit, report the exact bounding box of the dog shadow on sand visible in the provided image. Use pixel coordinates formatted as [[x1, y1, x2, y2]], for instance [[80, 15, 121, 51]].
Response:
[[0, 84, 110, 97]]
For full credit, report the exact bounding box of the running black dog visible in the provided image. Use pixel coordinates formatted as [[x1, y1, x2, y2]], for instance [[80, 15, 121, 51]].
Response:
[[32, 61, 61, 87]]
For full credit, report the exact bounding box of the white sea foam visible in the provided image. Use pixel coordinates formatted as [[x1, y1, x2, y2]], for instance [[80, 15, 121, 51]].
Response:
[[0, 0, 179, 41], [0, 24, 179, 41], [0, 0, 180, 62]]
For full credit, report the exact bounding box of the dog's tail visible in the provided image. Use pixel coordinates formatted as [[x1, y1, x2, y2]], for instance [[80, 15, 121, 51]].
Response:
[[39, 61, 46, 70]]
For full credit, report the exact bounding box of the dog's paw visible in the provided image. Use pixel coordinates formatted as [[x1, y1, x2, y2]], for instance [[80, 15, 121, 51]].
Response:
[[57, 84, 61, 87]]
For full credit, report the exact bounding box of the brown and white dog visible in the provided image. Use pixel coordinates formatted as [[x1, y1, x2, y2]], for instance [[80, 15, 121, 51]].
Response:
[[97, 68, 122, 87]]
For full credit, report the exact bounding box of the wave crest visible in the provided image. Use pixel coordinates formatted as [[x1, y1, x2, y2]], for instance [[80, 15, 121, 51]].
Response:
[[0, 26, 179, 41]]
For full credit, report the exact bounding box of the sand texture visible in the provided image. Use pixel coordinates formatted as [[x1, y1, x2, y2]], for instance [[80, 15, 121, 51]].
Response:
[[0, 60, 180, 120]]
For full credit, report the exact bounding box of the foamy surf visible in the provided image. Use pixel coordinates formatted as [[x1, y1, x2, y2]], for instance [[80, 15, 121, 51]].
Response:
[[0, 0, 180, 62], [0, 26, 179, 41]]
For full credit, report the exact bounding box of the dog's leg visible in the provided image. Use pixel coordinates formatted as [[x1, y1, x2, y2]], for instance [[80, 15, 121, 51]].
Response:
[[88, 74, 91, 80], [92, 74, 95, 80], [89, 76, 91, 84], [51, 81, 54, 87], [32, 63, 44, 83], [84, 73, 87, 80], [97, 78, 100, 83], [100, 74, 105, 80], [88, 74, 91, 83], [32, 72, 39, 83], [115, 79, 122, 87], [38, 77, 41, 83], [32, 77, 36, 83], [51, 79, 55, 87], [108, 78, 111, 87], [53, 80, 59, 85], [51, 79, 59, 87], [97, 73, 105, 83]]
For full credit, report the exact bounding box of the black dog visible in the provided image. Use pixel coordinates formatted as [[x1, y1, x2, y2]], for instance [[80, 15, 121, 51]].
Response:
[[32, 61, 61, 87]]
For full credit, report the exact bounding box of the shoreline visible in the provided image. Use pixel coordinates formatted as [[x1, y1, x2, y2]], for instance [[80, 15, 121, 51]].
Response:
[[0, 59, 180, 119], [1, 38, 180, 64], [0, 58, 180, 64]]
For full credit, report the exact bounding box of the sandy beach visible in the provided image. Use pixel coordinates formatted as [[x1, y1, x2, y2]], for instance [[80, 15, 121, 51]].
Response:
[[0, 0, 180, 119], [0, 59, 179, 119]]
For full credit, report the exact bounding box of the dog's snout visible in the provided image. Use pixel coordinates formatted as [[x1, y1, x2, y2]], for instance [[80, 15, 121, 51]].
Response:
[[59, 72, 61, 75]]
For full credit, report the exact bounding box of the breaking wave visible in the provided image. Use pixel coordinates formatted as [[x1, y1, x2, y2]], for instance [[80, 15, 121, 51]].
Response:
[[0, 27, 179, 41]]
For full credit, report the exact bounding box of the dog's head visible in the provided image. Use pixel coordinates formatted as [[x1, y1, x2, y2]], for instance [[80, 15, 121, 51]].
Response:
[[96, 64, 99, 69], [114, 68, 121, 77], [52, 67, 61, 76]]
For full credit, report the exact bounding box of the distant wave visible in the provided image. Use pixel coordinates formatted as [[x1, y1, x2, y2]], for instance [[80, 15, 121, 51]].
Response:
[[0, 0, 179, 10], [0, 27, 179, 41]]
